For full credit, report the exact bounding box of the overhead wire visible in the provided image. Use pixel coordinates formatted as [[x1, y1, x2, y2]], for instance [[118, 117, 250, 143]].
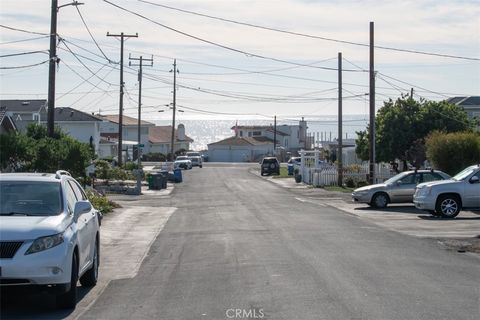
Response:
[[0, 50, 49, 58], [0, 60, 49, 70], [74, 6, 117, 64], [102, 0, 366, 72], [139, 0, 480, 61]]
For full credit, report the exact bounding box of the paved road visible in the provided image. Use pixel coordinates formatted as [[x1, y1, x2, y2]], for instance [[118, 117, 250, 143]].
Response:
[[80, 165, 478, 320], [1, 164, 478, 319]]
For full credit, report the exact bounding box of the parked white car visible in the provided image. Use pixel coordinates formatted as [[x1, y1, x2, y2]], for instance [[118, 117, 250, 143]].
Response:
[[414, 165, 480, 218], [0, 171, 101, 309], [185, 151, 203, 168], [174, 156, 192, 170]]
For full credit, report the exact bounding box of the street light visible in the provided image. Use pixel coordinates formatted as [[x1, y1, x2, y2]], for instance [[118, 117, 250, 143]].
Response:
[[47, 0, 84, 137]]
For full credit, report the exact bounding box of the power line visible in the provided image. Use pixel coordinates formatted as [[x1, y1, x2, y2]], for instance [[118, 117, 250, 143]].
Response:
[[139, 0, 480, 61], [0, 50, 49, 58], [0, 60, 49, 70], [0, 24, 49, 36], [74, 6, 117, 64], [0, 35, 50, 45], [102, 0, 365, 72]]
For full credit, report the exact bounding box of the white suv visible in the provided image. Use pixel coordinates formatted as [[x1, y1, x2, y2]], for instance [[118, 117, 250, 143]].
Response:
[[0, 171, 101, 309], [185, 151, 203, 168], [414, 165, 480, 218]]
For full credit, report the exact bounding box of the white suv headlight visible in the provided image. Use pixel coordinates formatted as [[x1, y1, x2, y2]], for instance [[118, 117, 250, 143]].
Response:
[[25, 233, 64, 255]]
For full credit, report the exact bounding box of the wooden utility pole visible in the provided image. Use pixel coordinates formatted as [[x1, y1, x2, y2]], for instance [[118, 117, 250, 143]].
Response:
[[47, 0, 83, 137], [273, 115, 277, 154], [170, 59, 178, 161], [129, 55, 153, 163], [107, 32, 138, 167], [338, 52, 343, 187], [369, 22, 376, 184]]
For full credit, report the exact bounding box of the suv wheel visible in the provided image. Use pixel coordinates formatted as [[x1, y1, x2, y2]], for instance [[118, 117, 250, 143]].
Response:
[[56, 252, 78, 309], [436, 195, 461, 218], [80, 238, 99, 287], [372, 192, 389, 208]]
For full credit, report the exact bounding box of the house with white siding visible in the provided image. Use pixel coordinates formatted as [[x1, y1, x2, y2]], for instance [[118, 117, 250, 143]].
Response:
[[148, 124, 193, 155]]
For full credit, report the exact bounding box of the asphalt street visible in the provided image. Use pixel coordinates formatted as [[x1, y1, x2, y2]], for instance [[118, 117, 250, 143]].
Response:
[[1, 164, 479, 320], [80, 164, 479, 320]]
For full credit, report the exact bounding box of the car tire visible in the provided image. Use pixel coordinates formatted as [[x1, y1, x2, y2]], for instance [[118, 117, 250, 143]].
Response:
[[372, 192, 389, 208], [436, 195, 461, 218], [56, 252, 78, 309], [80, 237, 99, 287]]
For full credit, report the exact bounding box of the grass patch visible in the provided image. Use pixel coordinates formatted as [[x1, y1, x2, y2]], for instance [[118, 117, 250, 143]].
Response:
[[323, 186, 354, 193], [86, 189, 121, 214], [272, 166, 292, 179]]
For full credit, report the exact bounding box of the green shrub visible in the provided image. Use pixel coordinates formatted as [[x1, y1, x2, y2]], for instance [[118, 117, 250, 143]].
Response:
[[85, 189, 120, 214], [426, 131, 480, 176], [345, 177, 356, 188]]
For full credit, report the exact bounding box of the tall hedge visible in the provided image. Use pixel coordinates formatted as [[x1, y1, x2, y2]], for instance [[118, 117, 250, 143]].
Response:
[[425, 131, 480, 176]]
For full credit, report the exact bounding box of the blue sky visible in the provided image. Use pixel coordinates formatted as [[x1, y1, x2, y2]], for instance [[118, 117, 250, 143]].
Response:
[[1, 0, 479, 123]]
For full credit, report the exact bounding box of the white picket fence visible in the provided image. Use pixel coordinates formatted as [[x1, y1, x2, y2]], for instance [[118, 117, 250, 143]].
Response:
[[298, 150, 395, 187]]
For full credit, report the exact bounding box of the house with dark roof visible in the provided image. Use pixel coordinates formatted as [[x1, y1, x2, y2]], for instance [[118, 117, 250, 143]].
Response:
[[447, 96, 480, 128], [1, 100, 105, 154], [148, 124, 193, 155], [0, 107, 17, 134], [0, 99, 47, 132]]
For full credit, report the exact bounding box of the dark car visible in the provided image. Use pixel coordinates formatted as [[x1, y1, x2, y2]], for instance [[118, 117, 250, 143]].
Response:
[[261, 157, 280, 176]]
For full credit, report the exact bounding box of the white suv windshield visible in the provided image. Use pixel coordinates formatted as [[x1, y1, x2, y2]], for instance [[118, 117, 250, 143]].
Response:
[[0, 181, 63, 216], [186, 152, 200, 157]]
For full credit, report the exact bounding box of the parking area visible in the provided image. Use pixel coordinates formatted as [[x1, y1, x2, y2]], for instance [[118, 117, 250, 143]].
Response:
[[264, 173, 480, 240]]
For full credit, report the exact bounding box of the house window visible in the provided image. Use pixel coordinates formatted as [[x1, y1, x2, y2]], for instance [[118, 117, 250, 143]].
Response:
[[33, 114, 40, 121], [252, 131, 261, 136], [248, 132, 252, 137], [239, 131, 243, 137]]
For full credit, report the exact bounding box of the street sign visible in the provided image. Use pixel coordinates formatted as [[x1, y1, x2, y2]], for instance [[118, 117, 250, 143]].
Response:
[[138, 144, 145, 148]]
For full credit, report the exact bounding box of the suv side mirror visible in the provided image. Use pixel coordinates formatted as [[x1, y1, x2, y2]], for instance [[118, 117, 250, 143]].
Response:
[[470, 176, 479, 184], [74, 200, 92, 218]]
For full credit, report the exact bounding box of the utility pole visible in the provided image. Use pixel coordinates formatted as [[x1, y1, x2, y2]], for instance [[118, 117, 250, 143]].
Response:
[[170, 59, 179, 161], [338, 52, 343, 187], [410, 88, 414, 99], [129, 55, 153, 163], [369, 21, 376, 184], [107, 32, 138, 167], [129, 55, 153, 194], [273, 115, 277, 154], [47, 0, 83, 137]]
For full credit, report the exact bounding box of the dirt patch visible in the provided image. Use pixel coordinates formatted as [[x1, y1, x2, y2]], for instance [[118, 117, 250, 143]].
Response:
[[438, 236, 480, 254]]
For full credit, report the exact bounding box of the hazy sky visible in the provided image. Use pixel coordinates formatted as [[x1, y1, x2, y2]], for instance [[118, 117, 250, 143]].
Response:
[[1, 0, 479, 123]]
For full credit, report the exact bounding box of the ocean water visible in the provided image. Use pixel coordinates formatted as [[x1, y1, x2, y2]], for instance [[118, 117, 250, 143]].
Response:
[[153, 115, 369, 151]]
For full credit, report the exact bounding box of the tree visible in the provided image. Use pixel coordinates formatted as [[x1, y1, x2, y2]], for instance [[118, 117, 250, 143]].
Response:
[[426, 131, 480, 176], [0, 124, 93, 177], [355, 95, 475, 169]]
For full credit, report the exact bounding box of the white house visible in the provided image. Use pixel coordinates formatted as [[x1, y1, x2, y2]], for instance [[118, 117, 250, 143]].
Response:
[[447, 96, 480, 129], [208, 136, 274, 162], [0, 99, 46, 132], [233, 118, 309, 153], [148, 124, 193, 155]]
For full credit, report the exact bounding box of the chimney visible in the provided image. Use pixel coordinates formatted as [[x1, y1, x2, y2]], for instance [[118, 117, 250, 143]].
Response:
[[177, 124, 185, 140]]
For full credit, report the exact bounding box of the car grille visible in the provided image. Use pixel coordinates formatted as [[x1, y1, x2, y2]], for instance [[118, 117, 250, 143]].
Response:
[[0, 241, 24, 259]]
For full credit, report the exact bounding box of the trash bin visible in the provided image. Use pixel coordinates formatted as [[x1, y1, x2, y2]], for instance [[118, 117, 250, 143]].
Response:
[[149, 173, 166, 190], [173, 168, 183, 183], [287, 164, 294, 176]]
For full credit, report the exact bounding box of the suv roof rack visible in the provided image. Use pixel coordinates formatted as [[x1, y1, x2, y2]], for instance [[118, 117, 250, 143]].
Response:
[[55, 170, 71, 179]]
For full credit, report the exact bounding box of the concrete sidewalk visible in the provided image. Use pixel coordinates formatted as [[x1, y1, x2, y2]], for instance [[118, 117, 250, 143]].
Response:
[[69, 185, 176, 320]]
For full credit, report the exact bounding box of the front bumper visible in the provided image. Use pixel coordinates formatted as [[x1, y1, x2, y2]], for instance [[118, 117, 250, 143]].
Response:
[[352, 192, 372, 204], [413, 197, 435, 211], [0, 240, 72, 286]]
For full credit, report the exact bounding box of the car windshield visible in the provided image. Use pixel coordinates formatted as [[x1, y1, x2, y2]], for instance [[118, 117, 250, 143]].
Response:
[[0, 181, 62, 216], [383, 172, 410, 185], [263, 158, 277, 164], [176, 156, 188, 160], [452, 167, 476, 181], [187, 152, 200, 157]]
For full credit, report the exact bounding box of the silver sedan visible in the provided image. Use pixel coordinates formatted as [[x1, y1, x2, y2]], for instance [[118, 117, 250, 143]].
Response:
[[352, 170, 450, 208]]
